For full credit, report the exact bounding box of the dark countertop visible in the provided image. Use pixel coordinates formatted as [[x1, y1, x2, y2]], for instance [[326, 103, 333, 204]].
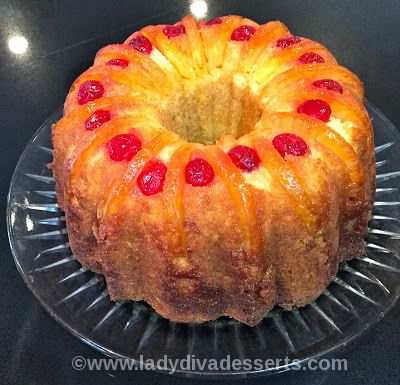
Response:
[[1, 1, 399, 384]]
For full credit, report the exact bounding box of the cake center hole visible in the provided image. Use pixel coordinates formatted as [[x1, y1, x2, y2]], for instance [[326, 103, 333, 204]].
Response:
[[160, 77, 263, 145]]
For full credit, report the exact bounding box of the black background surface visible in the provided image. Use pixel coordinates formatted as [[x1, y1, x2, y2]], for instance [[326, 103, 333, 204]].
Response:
[[1, 1, 399, 384]]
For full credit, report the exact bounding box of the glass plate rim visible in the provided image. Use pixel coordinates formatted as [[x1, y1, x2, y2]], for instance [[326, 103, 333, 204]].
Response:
[[6, 101, 400, 377]]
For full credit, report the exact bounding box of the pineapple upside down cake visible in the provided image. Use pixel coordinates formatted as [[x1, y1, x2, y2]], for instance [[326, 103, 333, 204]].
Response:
[[51, 15, 375, 326]]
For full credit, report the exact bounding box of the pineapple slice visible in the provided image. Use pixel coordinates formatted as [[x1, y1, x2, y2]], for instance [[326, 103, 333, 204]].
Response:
[[138, 23, 197, 79], [260, 64, 364, 104], [250, 37, 337, 88]]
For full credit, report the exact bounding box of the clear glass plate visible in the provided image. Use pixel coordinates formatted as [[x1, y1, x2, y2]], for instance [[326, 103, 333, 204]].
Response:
[[7, 102, 400, 377]]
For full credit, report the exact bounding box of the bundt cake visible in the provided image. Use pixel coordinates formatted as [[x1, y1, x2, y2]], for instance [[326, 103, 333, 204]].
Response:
[[51, 15, 375, 326]]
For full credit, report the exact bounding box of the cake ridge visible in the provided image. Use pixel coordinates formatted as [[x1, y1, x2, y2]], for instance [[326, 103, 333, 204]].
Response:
[[205, 145, 260, 253], [163, 143, 196, 258]]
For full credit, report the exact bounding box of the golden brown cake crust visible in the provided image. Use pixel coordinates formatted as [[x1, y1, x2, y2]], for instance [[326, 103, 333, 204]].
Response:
[[51, 15, 375, 326]]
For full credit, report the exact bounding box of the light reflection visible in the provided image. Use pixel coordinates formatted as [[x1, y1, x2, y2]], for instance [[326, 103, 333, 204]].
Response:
[[26, 215, 34, 231], [190, 0, 208, 19], [8, 35, 29, 55]]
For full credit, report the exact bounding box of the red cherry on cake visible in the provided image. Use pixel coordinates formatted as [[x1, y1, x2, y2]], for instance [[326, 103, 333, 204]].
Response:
[[78, 80, 104, 105], [128, 34, 153, 55], [138, 160, 167, 195], [185, 158, 214, 187], [276, 35, 301, 48], [313, 79, 343, 94], [163, 25, 186, 39], [299, 52, 325, 64], [228, 145, 260, 172], [106, 59, 129, 68], [205, 18, 223, 26], [107, 133, 141, 161], [297, 99, 331, 122], [231, 25, 256, 41], [85, 110, 111, 131], [272, 134, 309, 158]]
